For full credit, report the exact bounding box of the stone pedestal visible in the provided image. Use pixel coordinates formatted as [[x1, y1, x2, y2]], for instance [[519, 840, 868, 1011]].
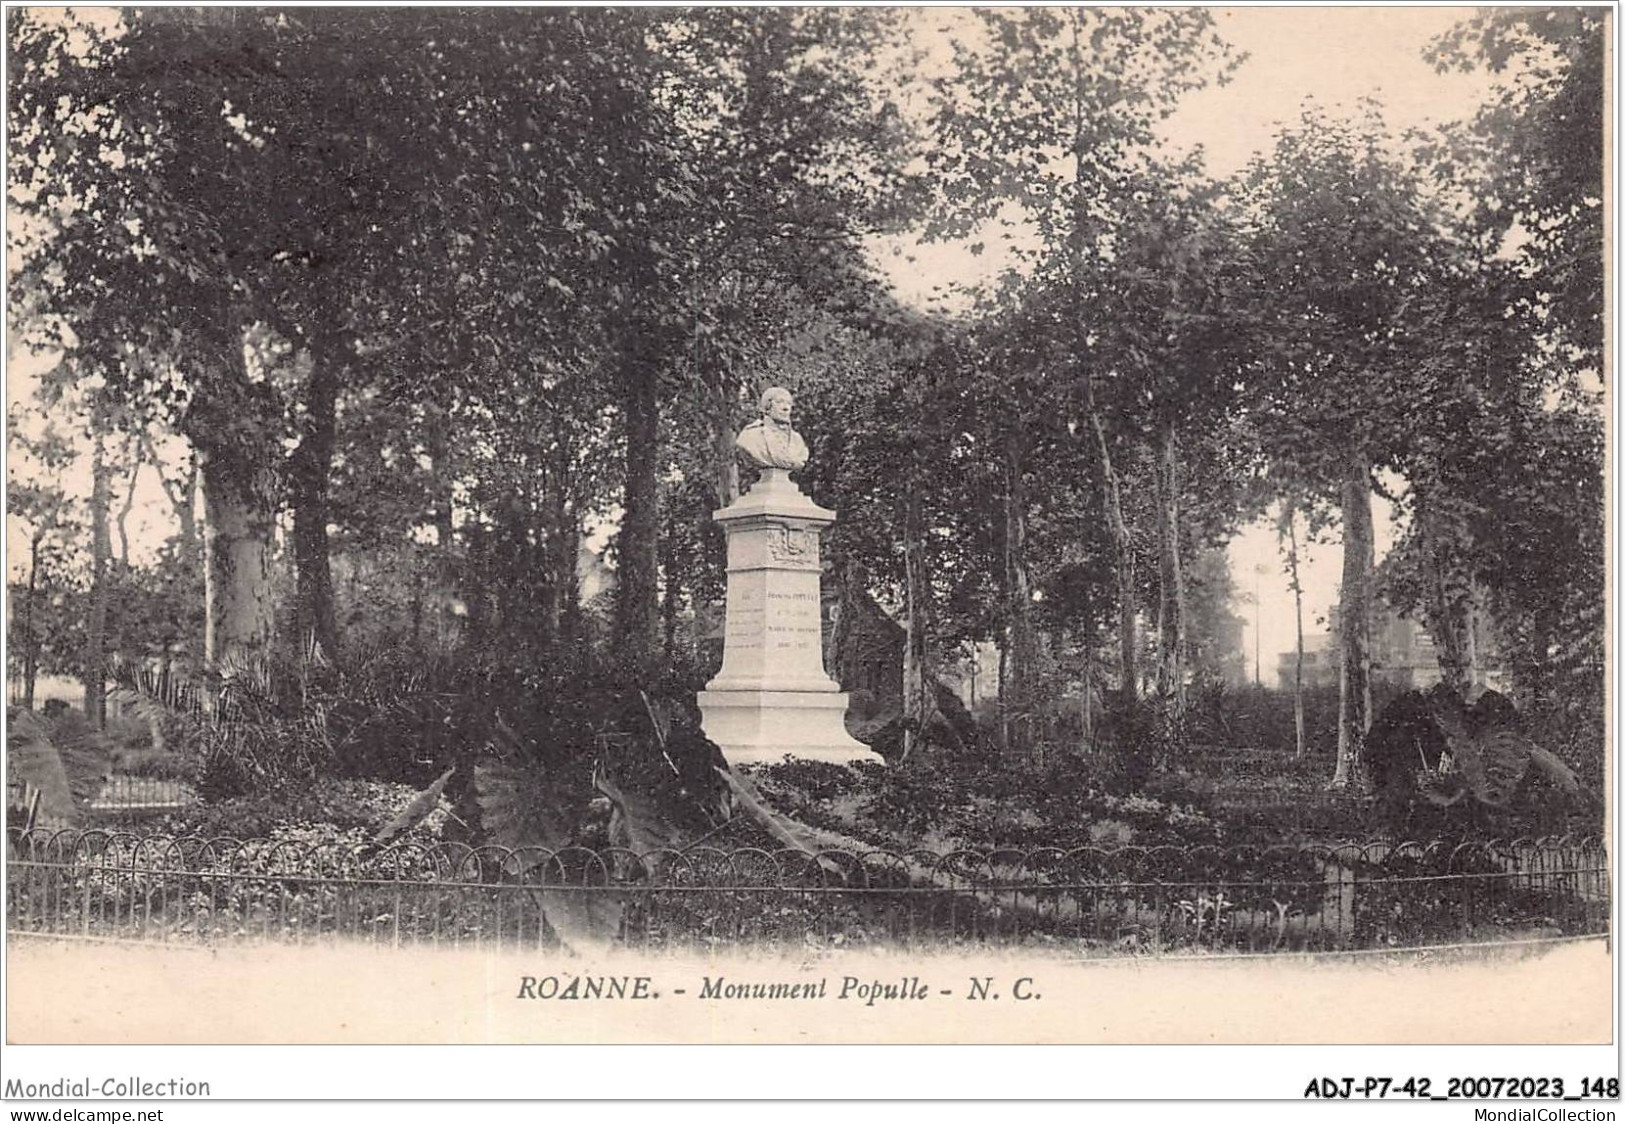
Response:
[[698, 469, 876, 765]]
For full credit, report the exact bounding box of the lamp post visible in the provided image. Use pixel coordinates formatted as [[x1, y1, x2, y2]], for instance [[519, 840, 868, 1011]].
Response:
[[1253, 562, 1271, 686]]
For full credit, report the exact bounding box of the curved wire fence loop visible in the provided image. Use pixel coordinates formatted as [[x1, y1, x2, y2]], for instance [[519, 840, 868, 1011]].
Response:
[[936, 848, 996, 887], [448, 844, 517, 883], [1010, 846, 1068, 884], [733, 848, 803, 886], [659, 846, 724, 886], [809, 848, 869, 888], [513, 847, 575, 886], [70, 830, 115, 865], [1105, 846, 1152, 882], [856, 849, 911, 890], [899, 848, 953, 880], [1185, 844, 1227, 879], [633, 847, 696, 885], [985, 847, 1031, 879], [1383, 840, 1426, 866], [1448, 840, 1489, 873], [375, 840, 445, 883], [1058, 846, 1106, 881], [130, 835, 187, 873], [547, 846, 618, 888]]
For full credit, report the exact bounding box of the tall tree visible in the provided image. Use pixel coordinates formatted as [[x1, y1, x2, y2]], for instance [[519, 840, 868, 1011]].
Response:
[[80, 403, 113, 725], [1086, 157, 1252, 733], [1276, 498, 1308, 758], [1389, 10, 1610, 724], [11, 10, 296, 668], [1429, 8, 1607, 377], [6, 420, 77, 710], [10, 9, 675, 674], [1238, 104, 1450, 787], [927, 8, 1240, 703]]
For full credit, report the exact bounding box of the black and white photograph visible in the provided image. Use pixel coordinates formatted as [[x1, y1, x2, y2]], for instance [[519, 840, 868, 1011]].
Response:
[[1, 1, 1615, 1108]]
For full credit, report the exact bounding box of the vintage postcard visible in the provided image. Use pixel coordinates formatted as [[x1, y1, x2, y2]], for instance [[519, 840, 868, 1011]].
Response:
[[2, 3, 1614, 1105]]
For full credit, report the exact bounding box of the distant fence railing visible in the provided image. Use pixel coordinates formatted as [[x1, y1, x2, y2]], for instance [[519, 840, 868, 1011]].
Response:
[[86, 775, 199, 814], [6, 776, 199, 832], [7, 830, 1606, 955]]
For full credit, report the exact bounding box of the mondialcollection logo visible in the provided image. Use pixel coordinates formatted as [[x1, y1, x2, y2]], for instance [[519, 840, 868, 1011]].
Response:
[[2, 1078, 211, 1099]]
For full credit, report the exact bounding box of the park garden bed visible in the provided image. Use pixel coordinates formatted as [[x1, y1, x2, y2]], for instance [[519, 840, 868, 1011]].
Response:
[[10, 672, 1604, 958]]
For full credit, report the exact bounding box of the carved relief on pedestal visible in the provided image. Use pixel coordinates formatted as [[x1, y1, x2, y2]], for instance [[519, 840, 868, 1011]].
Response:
[[766, 526, 819, 569]]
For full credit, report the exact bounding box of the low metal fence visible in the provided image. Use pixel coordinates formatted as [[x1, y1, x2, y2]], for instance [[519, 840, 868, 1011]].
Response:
[[7, 776, 199, 833], [5, 829, 1607, 956], [89, 775, 199, 814]]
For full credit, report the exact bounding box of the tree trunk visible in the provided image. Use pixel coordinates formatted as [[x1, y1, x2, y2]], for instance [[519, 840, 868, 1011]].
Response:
[[115, 436, 142, 568], [707, 392, 740, 671], [83, 426, 112, 728], [1079, 637, 1094, 749], [1418, 494, 1471, 695], [1157, 424, 1188, 765], [714, 380, 740, 508], [660, 542, 680, 665], [614, 364, 661, 680], [1070, 10, 1134, 705], [290, 338, 342, 663], [21, 530, 42, 711], [409, 569, 424, 647], [901, 616, 922, 761], [1331, 453, 1374, 789], [1165, 430, 1187, 706], [1522, 607, 1555, 712], [199, 448, 277, 671], [1002, 433, 1036, 756], [541, 477, 566, 650], [557, 510, 583, 649], [1284, 499, 1307, 759], [996, 635, 1007, 750], [464, 521, 491, 651], [1155, 458, 1169, 685], [901, 477, 933, 760], [1087, 401, 1137, 701], [147, 436, 202, 577], [178, 460, 200, 565], [831, 557, 868, 694], [1466, 579, 1489, 692], [421, 416, 460, 648]]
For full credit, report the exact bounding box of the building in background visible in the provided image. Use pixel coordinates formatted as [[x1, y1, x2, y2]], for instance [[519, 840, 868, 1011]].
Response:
[[1280, 600, 1502, 693], [1275, 633, 1337, 690], [1371, 612, 1441, 690]]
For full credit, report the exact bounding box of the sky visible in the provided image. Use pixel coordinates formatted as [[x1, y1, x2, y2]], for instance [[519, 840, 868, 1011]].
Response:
[[9, 6, 1515, 678], [868, 6, 1500, 681]]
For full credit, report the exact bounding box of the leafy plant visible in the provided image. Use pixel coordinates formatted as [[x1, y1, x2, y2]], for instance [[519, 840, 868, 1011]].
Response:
[[372, 766, 455, 847]]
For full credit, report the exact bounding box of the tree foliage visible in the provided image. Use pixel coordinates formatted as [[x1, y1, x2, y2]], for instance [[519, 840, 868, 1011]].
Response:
[[5, 9, 1604, 808]]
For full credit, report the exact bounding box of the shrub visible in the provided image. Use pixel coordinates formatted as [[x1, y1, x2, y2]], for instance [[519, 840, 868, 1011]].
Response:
[[155, 778, 446, 841], [751, 759, 866, 802], [1094, 697, 1158, 792], [745, 747, 1222, 851]]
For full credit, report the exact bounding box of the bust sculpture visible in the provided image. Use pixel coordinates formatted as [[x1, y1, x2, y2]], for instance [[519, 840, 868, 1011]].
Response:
[[735, 386, 809, 471]]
